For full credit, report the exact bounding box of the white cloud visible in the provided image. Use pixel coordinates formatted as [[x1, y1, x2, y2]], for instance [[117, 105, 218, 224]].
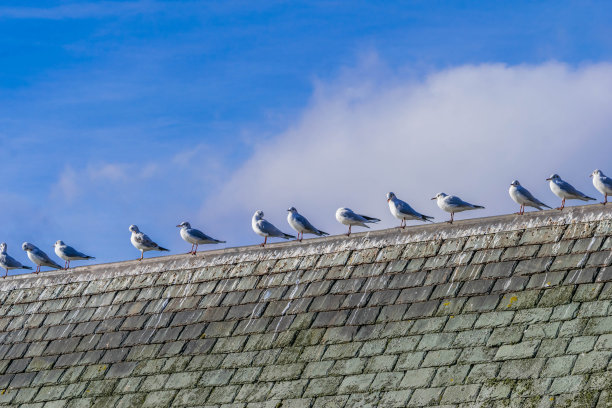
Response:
[[202, 61, 612, 244]]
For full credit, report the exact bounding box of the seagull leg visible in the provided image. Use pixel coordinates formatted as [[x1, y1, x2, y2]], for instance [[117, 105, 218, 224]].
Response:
[[260, 237, 267, 247], [347, 225, 351, 236], [603, 194, 608, 205], [557, 198, 565, 210], [447, 213, 454, 224], [139, 251, 144, 261], [34, 266, 39, 274], [194, 244, 199, 255], [3, 269, 6, 278]]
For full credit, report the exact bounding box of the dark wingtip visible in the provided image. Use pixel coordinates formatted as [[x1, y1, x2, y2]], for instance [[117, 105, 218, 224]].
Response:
[[318, 231, 330, 236], [475, 205, 485, 209], [217, 240, 227, 244], [158, 247, 170, 252], [24, 266, 33, 270]]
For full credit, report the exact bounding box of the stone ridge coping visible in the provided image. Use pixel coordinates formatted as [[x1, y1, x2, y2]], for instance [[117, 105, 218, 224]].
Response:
[[1, 204, 610, 291]]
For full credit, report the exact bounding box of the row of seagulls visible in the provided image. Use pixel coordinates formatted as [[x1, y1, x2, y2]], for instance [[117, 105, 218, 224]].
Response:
[[2, 170, 610, 273]]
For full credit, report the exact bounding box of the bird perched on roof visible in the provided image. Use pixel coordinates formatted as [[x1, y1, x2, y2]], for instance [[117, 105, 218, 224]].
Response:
[[590, 169, 612, 205], [176, 221, 225, 255], [287, 207, 328, 242], [509, 181, 551, 215], [387, 192, 434, 228], [546, 174, 595, 210], [252, 210, 295, 247], [22, 242, 62, 273], [54, 240, 95, 270], [335, 207, 380, 236], [432, 192, 484, 224], [0, 243, 32, 278], [129, 225, 169, 261]]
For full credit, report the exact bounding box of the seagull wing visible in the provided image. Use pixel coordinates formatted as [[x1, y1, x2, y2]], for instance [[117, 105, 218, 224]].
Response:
[[558, 180, 594, 199], [396, 199, 434, 221], [135, 232, 159, 249], [258, 219, 295, 239], [189, 228, 224, 243], [446, 195, 484, 209], [517, 186, 551, 209], [63, 245, 94, 259]]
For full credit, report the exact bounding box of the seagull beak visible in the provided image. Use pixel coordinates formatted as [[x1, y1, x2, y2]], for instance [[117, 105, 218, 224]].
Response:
[[176, 224, 181, 227], [545, 177, 551, 181], [431, 197, 436, 200], [589, 174, 593, 178], [386, 199, 390, 203]]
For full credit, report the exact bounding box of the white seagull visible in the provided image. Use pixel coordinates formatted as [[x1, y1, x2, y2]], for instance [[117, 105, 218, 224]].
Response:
[[54, 240, 95, 269], [432, 192, 484, 224], [387, 192, 434, 228], [546, 174, 595, 210], [252, 210, 295, 247], [22, 242, 62, 274], [287, 207, 329, 241], [129, 225, 169, 261], [335, 207, 380, 236], [176, 221, 225, 255], [590, 169, 612, 205], [509, 181, 551, 215], [0, 243, 32, 278]]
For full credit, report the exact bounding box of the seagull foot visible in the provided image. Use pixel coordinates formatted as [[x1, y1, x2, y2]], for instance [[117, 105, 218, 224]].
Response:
[[446, 220, 453, 224], [556, 207, 564, 210]]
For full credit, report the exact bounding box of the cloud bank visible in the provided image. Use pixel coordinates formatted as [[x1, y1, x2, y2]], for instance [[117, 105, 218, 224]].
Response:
[[202, 61, 612, 245]]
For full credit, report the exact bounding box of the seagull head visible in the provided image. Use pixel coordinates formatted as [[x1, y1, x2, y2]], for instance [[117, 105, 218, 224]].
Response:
[[129, 225, 140, 233], [287, 207, 297, 213], [590, 169, 602, 178], [176, 221, 191, 229], [431, 192, 447, 200], [54, 240, 65, 247], [22, 242, 34, 252], [546, 174, 560, 181], [510, 180, 520, 187], [0, 243, 6, 253], [386, 192, 396, 202], [254, 210, 264, 220]]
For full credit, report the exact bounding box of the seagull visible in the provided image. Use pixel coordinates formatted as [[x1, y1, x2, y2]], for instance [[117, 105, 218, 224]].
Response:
[[509, 181, 551, 215], [287, 207, 329, 241], [129, 225, 169, 261], [176, 221, 225, 255], [252, 210, 295, 247], [432, 193, 484, 224], [22, 242, 62, 273], [387, 192, 434, 228], [54, 240, 95, 269], [590, 169, 612, 205], [335, 207, 380, 236], [0, 243, 32, 278], [546, 174, 595, 210]]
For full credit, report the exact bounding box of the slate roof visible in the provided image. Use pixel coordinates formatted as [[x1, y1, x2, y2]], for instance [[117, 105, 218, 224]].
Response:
[[0, 204, 610, 407]]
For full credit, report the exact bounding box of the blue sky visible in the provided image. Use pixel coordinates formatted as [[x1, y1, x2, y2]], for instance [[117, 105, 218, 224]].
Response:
[[1, 1, 612, 268]]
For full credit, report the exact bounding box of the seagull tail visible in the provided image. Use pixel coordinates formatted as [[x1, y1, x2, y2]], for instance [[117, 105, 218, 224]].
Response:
[[22, 266, 32, 270], [283, 233, 296, 240], [85, 256, 95, 260], [472, 205, 485, 209], [316, 230, 330, 236], [421, 215, 435, 223], [362, 215, 381, 223], [582, 195, 596, 201], [158, 246, 170, 252], [215, 240, 227, 244]]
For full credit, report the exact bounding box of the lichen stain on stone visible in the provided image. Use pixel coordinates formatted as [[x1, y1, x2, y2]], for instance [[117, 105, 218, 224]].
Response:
[[507, 296, 518, 307]]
